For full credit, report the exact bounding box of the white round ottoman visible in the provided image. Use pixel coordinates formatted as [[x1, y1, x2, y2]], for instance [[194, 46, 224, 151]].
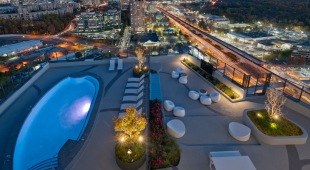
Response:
[[199, 89, 207, 96], [176, 66, 184, 74], [200, 96, 212, 105], [173, 106, 185, 117], [171, 70, 179, 79], [210, 92, 221, 102], [229, 122, 251, 142], [179, 76, 188, 84], [164, 100, 175, 111], [188, 90, 199, 100], [167, 119, 185, 138]]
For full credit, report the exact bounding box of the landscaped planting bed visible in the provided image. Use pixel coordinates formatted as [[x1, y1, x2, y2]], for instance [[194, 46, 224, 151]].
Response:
[[183, 59, 240, 99], [149, 99, 180, 169], [247, 109, 303, 136]]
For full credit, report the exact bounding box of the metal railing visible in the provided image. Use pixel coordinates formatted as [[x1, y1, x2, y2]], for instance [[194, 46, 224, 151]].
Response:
[[188, 46, 310, 106]]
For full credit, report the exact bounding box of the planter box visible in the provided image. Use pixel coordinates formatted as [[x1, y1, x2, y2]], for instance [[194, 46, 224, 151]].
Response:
[[116, 154, 145, 170], [181, 60, 243, 103], [243, 108, 308, 145]]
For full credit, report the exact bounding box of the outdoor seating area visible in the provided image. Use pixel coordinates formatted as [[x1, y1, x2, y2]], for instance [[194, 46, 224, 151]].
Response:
[[188, 89, 221, 105], [119, 74, 146, 118], [171, 66, 188, 84], [109, 58, 123, 71]]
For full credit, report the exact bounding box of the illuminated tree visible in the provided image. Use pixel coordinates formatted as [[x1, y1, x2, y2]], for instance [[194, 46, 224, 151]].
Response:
[[135, 48, 146, 70], [265, 88, 286, 120], [114, 107, 147, 143]]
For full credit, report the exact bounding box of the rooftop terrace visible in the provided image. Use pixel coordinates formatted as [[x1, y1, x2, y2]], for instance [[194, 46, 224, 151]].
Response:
[[0, 55, 309, 170]]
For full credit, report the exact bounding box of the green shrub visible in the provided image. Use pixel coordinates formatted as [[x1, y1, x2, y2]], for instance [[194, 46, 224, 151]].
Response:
[[183, 59, 239, 99], [115, 142, 146, 163], [247, 110, 303, 136]]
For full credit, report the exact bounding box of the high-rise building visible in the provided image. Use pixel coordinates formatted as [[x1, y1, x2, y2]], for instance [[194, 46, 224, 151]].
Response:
[[104, 9, 121, 30], [82, 0, 100, 6], [130, 0, 146, 33], [75, 12, 104, 32]]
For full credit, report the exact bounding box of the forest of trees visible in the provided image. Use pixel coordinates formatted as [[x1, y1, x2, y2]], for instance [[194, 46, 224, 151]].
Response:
[[194, 0, 310, 31], [0, 13, 75, 35]]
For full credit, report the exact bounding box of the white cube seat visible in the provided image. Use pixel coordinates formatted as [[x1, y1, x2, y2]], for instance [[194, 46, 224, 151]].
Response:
[[200, 95, 212, 105], [167, 119, 185, 138], [164, 100, 175, 111], [171, 70, 179, 79], [210, 92, 221, 102], [176, 66, 184, 74], [179, 76, 187, 84], [229, 122, 251, 142], [173, 106, 185, 117], [188, 90, 199, 100]]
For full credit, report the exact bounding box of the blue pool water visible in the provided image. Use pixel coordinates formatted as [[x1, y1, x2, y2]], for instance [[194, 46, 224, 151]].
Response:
[[13, 76, 99, 170]]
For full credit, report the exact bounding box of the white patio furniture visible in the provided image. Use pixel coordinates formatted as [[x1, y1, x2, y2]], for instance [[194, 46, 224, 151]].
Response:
[[211, 156, 256, 170], [200, 95, 212, 105], [210, 92, 221, 102], [229, 122, 251, 142], [124, 85, 144, 94], [188, 90, 199, 100], [171, 70, 179, 79], [120, 99, 143, 111], [179, 76, 187, 84], [126, 79, 144, 88], [173, 106, 185, 117], [109, 59, 115, 71], [128, 74, 145, 82], [164, 100, 175, 111], [117, 59, 123, 70], [209, 150, 241, 169], [199, 89, 208, 96], [122, 92, 143, 102], [167, 119, 185, 138], [176, 66, 184, 74]]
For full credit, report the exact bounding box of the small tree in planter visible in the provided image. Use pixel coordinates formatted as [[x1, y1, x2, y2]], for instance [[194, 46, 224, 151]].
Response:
[[265, 88, 286, 120], [135, 48, 146, 71], [114, 107, 147, 168]]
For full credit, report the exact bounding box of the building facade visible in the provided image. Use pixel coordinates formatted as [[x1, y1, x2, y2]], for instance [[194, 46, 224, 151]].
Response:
[[130, 0, 146, 33], [76, 12, 104, 32], [82, 0, 100, 6], [104, 9, 121, 30], [0, 3, 78, 20]]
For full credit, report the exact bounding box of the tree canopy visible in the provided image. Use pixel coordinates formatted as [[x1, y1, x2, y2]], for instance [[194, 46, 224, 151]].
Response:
[[195, 0, 310, 31]]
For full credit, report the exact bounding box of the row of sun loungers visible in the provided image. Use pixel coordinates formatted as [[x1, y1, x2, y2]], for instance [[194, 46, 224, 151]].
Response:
[[118, 74, 146, 118], [109, 58, 123, 71]]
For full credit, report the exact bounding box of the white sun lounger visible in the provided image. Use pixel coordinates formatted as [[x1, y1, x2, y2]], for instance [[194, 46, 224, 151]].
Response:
[[122, 92, 143, 102], [128, 74, 145, 82], [120, 99, 143, 111], [117, 59, 123, 70], [126, 79, 144, 88], [109, 59, 115, 71], [124, 85, 144, 94]]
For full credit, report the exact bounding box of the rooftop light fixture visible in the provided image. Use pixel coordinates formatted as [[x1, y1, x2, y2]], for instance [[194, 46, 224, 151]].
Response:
[[271, 123, 277, 129]]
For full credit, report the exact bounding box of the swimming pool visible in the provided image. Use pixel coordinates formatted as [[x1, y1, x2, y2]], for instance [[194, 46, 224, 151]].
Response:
[[13, 76, 99, 170]]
